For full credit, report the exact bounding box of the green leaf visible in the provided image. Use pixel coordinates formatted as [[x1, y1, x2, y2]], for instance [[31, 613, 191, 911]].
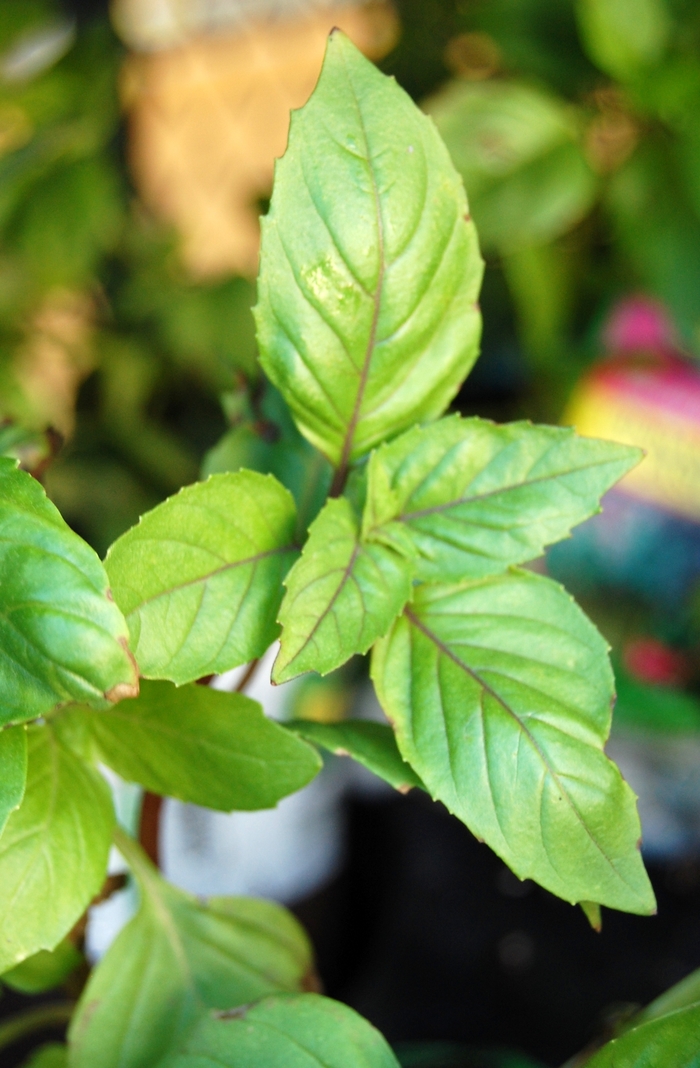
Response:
[[273, 497, 414, 683], [157, 993, 401, 1068], [426, 81, 597, 253], [371, 570, 655, 915], [286, 718, 425, 793], [80, 679, 321, 810], [2, 938, 82, 993], [584, 1003, 700, 1068], [576, 0, 672, 82], [632, 967, 700, 1028], [0, 458, 138, 725], [363, 416, 642, 581], [0, 725, 27, 838], [69, 832, 316, 1068], [105, 471, 297, 685], [612, 665, 700, 734], [20, 1045, 67, 1068], [255, 30, 482, 473], [0, 723, 114, 974]]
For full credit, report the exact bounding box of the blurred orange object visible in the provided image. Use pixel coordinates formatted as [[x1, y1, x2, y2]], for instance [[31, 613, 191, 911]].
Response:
[[120, 2, 399, 278]]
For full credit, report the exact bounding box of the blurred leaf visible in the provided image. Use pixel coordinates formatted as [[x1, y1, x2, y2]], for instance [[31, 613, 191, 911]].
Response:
[[78, 679, 321, 810], [70, 833, 316, 1068], [2, 937, 81, 993], [613, 665, 700, 733], [0, 723, 114, 974], [428, 80, 598, 252], [21, 1045, 67, 1068], [157, 994, 401, 1068], [105, 471, 297, 685], [286, 718, 425, 793], [256, 31, 482, 469], [372, 571, 655, 914], [633, 966, 700, 1027], [363, 416, 641, 581], [273, 497, 414, 683], [0, 458, 138, 725], [576, 0, 672, 81]]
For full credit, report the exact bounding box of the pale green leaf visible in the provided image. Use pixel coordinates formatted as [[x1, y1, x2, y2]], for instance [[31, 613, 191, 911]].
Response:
[[158, 993, 401, 1068], [426, 81, 597, 253], [0, 458, 138, 726], [0, 723, 114, 973], [105, 471, 297, 685], [2, 937, 82, 993], [371, 570, 655, 914], [255, 31, 482, 472], [81, 679, 321, 810], [286, 718, 424, 793], [70, 832, 315, 1068], [273, 497, 414, 683], [363, 416, 642, 581], [0, 725, 27, 838], [576, 0, 672, 81], [585, 1003, 700, 1068]]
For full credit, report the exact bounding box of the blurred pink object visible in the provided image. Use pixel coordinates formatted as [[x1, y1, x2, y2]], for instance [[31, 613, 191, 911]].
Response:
[[603, 295, 679, 355]]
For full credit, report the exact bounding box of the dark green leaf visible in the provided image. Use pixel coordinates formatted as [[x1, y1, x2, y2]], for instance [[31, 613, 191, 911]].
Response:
[[0, 458, 138, 725], [286, 718, 425, 792], [0, 723, 114, 974], [81, 679, 321, 810], [70, 832, 315, 1068], [273, 497, 414, 683], [371, 570, 655, 914], [632, 967, 700, 1028], [0, 725, 27, 838], [105, 471, 297, 685], [256, 30, 482, 470], [20, 1046, 67, 1068], [363, 416, 641, 581], [585, 1002, 700, 1067], [2, 938, 82, 993], [158, 993, 401, 1068]]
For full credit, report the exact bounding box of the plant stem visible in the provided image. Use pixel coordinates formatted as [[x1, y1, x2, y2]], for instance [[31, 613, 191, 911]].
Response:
[[0, 1002, 74, 1052], [236, 658, 261, 693], [114, 824, 158, 887]]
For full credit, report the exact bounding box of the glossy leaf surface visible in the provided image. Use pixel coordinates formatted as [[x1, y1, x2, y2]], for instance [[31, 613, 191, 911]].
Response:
[[273, 497, 413, 683], [363, 416, 642, 581], [85, 680, 321, 810], [286, 718, 424, 793], [70, 837, 315, 1068], [372, 570, 655, 914], [159, 993, 401, 1068], [0, 724, 114, 973], [105, 471, 297, 685], [0, 725, 27, 838], [585, 1003, 700, 1068], [256, 31, 482, 470], [0, 458, 137, 725]]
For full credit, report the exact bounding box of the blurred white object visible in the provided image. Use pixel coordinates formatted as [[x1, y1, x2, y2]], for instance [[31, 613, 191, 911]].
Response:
[[112, 0, 365, 51], [1, 19, 75, 83]]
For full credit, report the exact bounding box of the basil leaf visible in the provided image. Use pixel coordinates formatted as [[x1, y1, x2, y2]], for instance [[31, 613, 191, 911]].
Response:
[[0, 458, 137, 725], [0, 724, 114, 974], [1, 937, 82, 993], [82, 680, 321, 810], [585, 1002, 700, 1068], [576, 0, 672, 82], [105, 471, 297, 685], [69, 834, 315, 1068], [371, 570, 655, 915], [255, 31, 482, 474], [363, 416, 642, 580], [273, 497, 414, 683], [158, 993, 401, 1068], [286, 718, 424, 793]]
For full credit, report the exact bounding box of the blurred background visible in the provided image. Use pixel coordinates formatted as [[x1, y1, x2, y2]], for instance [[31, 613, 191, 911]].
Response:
[[2, 0, 700, 1065]]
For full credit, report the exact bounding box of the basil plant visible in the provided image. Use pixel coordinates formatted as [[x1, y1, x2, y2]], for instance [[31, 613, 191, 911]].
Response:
[[0, 30, 696, 1068]]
